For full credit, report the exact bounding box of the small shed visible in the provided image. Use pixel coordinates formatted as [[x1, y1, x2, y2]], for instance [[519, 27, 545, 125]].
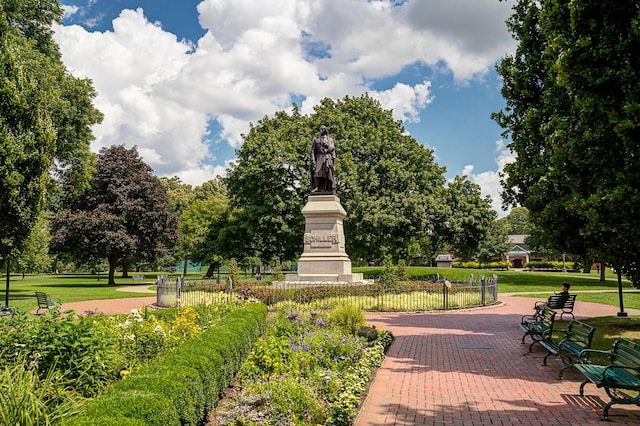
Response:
[[435, 254, 453, 268]]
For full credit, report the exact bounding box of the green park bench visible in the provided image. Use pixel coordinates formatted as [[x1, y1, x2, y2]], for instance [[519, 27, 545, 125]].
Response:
[[35, 291, 61, 314], [534, 293, 577, 320], [575, 337, 640, 420], [519, 306, 556, 352], [539, 319, 595, 378]]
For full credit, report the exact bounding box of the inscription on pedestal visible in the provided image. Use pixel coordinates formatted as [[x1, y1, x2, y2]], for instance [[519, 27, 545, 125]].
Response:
[[304, 233, 339, 248]]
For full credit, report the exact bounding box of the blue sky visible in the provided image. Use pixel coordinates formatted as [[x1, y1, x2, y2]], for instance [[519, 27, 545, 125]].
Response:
[[55, 0, 517, 216]]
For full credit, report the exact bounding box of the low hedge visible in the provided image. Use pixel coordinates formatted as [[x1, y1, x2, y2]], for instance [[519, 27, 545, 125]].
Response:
[[63, 303, 267, 426], [526, 261, 575, 271], [453, 261, 511, 269]]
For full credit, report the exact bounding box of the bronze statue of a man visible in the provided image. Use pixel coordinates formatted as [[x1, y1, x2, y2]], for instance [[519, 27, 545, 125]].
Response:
[[310, 125, 336, 193]]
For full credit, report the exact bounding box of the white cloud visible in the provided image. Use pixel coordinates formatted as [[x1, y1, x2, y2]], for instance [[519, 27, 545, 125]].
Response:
[[371, 80, 434, 122], [62, 5, 79, 19], [53, 0, 515, 185], [462, 140, 516, 218]]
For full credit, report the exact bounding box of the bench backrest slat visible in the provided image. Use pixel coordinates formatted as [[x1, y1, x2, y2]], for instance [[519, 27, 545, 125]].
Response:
[[566, 320, 595, 345], [36, 292, 50, 304], [546, 293, 576, 309], [563, 294, 576, 309], [611, 338, 640, 367], [536, 307, 556, 334], [542, 307, 555, 326]]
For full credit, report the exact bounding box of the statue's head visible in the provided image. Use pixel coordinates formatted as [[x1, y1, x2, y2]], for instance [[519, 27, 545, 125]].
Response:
[[319, 125, 327, 135]]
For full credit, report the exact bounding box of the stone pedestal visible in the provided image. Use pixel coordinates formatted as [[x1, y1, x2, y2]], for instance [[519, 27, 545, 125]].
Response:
[[285, 194, 363, 283]]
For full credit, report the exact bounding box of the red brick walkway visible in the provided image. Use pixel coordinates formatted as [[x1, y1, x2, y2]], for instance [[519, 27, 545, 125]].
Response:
[[356, 295, 640, 425], [61, 293, 640, 425]]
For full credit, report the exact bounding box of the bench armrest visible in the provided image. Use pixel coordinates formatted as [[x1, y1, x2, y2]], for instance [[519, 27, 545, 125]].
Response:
[[521, 313, 540, 324], [534, 300, 547, 310], [602, 364, 640, 378], [578, 348, 611, 363]]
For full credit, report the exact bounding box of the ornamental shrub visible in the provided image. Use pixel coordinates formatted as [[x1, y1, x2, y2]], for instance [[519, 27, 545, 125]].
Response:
[[328, 303, 366, 332], [0, 309, 118, 397], [65, 390, 180, 426], [0, 360, 84, 426], [64, 303, 267, 425]]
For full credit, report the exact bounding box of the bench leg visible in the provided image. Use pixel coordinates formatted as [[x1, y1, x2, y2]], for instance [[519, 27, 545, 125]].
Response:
[[558, 355, 575, 379], [542, 351, 554, 366], [558, 363, 573, 379], [579, 378, 589, 397], [601, 400, 614, 421], [601, 387, 640, 421]]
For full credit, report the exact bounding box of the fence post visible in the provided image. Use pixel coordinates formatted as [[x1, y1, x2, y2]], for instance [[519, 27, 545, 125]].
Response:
[[481, 276, 486, 306], [176, 277, 183, 308], [493, 274, 498, 301], [155, 276, 163, 307], [226, 276, 233, 304], [443, 279, 451, 310]]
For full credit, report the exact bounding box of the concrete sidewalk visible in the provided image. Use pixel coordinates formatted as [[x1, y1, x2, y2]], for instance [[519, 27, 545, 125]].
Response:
[[356, 295, 640, 425]]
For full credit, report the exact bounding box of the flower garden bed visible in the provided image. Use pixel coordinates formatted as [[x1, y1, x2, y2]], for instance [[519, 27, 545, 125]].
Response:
[[210, 301, 394, 425], [1, 297, 392, 425]]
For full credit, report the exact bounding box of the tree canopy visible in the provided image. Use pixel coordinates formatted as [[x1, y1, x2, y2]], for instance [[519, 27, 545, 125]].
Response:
[[51, 146, 178, 285], [178, 178, 229, 269], [494, 0, 640, 285], [226, 94, 496, 265], [0, 0, 102, 267]]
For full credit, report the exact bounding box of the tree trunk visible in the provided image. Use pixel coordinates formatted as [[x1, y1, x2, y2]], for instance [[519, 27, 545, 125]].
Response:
[[122, 258, 129, 278], [5, 258, 10, 307], [204, 262, 216, 278], [600, 264, 606, 282], [108, 258, 117, 286], [183, 257, 189, 276]]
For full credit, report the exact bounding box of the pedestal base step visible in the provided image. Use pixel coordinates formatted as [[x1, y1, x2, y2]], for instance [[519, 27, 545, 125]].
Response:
[[283, 272, 364, 283]]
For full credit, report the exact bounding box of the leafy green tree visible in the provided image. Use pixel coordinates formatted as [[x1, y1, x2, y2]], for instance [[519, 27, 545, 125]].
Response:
[[14, 212, 53, 275], [179, 188, 230, 273], [160, 176, 195, 274], [494, 0, 640, 286], [160, 177, 194, 216], [51, 146, 178, 285], [475, 220, 510, 266], [226, 95, 450, 264], [444, 176, 497, 261], [1, 0, 101, 301], [497, 207, 530, 235]]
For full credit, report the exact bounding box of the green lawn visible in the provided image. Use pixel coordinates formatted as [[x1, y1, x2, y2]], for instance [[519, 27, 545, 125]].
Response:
[[1, 273, 164, 313], [4, 266, 639, 313], [356, 265, 631, 291]]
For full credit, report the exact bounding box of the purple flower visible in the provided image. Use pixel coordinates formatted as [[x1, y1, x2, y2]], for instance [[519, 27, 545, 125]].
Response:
[[287, 312, 299, 320]]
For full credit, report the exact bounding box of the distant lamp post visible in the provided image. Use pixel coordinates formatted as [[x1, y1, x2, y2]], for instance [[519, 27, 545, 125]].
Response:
[[616, 268, 628, 318], [562, 253, 567, 272]]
